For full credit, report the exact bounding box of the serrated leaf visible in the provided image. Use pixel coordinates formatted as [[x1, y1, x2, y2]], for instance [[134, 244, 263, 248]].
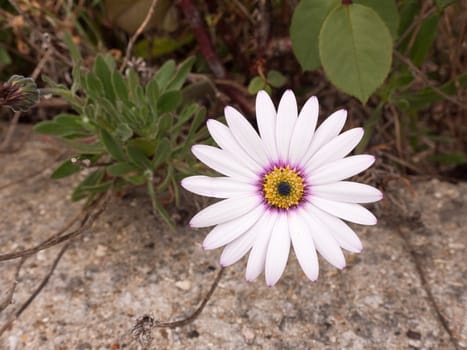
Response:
[[267, 70, 287, 88], [157, 90, 181, 114], [51, 159, 81, 179], [354, 0, 399, 40], [319, 4, 393, 104], [100, 129, 126, 161], [107, 162, 138, 176], [248, 76, 266, 95], [290, 0, 340, 71]]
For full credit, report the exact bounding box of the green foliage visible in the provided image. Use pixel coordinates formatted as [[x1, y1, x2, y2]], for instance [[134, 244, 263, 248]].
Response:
[[248, 70, 287, 95], [291, 0, 396, 103], [319, 4, 393, 104], [34, 50, 206, 227]]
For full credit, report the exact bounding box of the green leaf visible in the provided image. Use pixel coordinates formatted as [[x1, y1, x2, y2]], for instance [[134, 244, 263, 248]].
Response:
[[62, 139, 104, 154], [157, 90, 181, 114], [290, 0, 340, 71], [93, 55, 115, 102], [107, 162, 138, 176], [34, 120, 80, 137], [267, 70, 287, 88], [51, 159, 81, 179], [0, 47, 12, 65], [248, 76, 266, 95], [125, 175, 146, 185], [147, 178, 175, 230], [146, 79, 160, 103], [84, 72, 104, 100], [354, 0, 399, 39], [71, 168, 105, 201], [153, 137, 172, 168], [319, 4, 393, 104], [430, 152, 467, 165], [435, 0, 458, 10], [409, 14, 439, 66], [155, 60, 176, 91], [398, 0, 419, 38], [63, 32, 81, 64], [127, 145, 153, 170], [167, 56, 195, 90], [112, 70, 129, 103], [114, 122, 133, 141], [100, 129, 126, 161]]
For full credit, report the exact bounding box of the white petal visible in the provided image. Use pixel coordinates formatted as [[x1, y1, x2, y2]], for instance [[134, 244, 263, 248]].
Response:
[[203, 205, 264, 250], [190, 195, 261, 228], [288, 96, 319, 165], [192, 145, 256, 180], [245, 212, 277, 282], [306, 128, 364, 172], [276, 90, 298, 161], [207, 119, 262, 173], [309, 155, 375, 185], [181, 176, 256, 198], [225, 106, 270, 167], [288, 210, 319, 281], [311, 205, 363, 253], [256, 90, 278, 161], [301, 206, 346, 269], [220, 211, 268, 266], [265, 214, 290, 286], [310, 197, 377, 225], [301, 109, 347, 165], [311, 181, 383, 203]]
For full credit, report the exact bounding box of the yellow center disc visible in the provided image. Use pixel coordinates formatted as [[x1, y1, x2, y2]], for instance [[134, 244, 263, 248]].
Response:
[[262, 166, 305, 209]]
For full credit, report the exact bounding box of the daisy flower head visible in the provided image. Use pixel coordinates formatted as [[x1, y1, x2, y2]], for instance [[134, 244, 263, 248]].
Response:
[[182, 90, 382, 287]]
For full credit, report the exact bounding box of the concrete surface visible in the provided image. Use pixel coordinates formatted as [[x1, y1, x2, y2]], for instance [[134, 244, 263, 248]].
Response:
[[0, 129, 465, 350]]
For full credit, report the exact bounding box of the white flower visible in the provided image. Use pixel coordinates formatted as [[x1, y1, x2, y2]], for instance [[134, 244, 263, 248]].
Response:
[[182, 90, 382, 286]]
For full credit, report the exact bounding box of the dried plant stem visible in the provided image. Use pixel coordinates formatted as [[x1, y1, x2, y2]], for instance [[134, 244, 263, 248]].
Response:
[[0, 242, 71, 336], [156, 267, 225, 328], [0, 193, 110, 336], [0, 193, 109, 262], [177, 0, 253, 115], [393, 51, 467, 110], [132, 267, 225, 346], [0, 257, 26, 314], [119, 0, 158, 73]]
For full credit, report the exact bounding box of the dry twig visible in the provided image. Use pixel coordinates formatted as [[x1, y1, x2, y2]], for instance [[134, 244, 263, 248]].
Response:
[[119, 0, 159, 73]]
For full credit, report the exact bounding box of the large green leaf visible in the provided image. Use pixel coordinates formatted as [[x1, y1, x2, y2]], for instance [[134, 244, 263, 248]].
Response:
[[290, 0, 340, 71], [319, 4, 393, 104], [354, 0, 399, 39]]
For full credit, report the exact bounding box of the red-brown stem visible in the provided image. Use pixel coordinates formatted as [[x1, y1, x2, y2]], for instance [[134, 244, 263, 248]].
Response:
[[177, 0, 254, 115]]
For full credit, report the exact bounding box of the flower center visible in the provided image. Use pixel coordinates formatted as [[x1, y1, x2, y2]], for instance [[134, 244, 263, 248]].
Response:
[[262, 166, 305, 209]]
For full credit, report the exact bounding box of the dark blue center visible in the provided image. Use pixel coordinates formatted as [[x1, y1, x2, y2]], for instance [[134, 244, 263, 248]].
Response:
[[277, 182, 291, 196]]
